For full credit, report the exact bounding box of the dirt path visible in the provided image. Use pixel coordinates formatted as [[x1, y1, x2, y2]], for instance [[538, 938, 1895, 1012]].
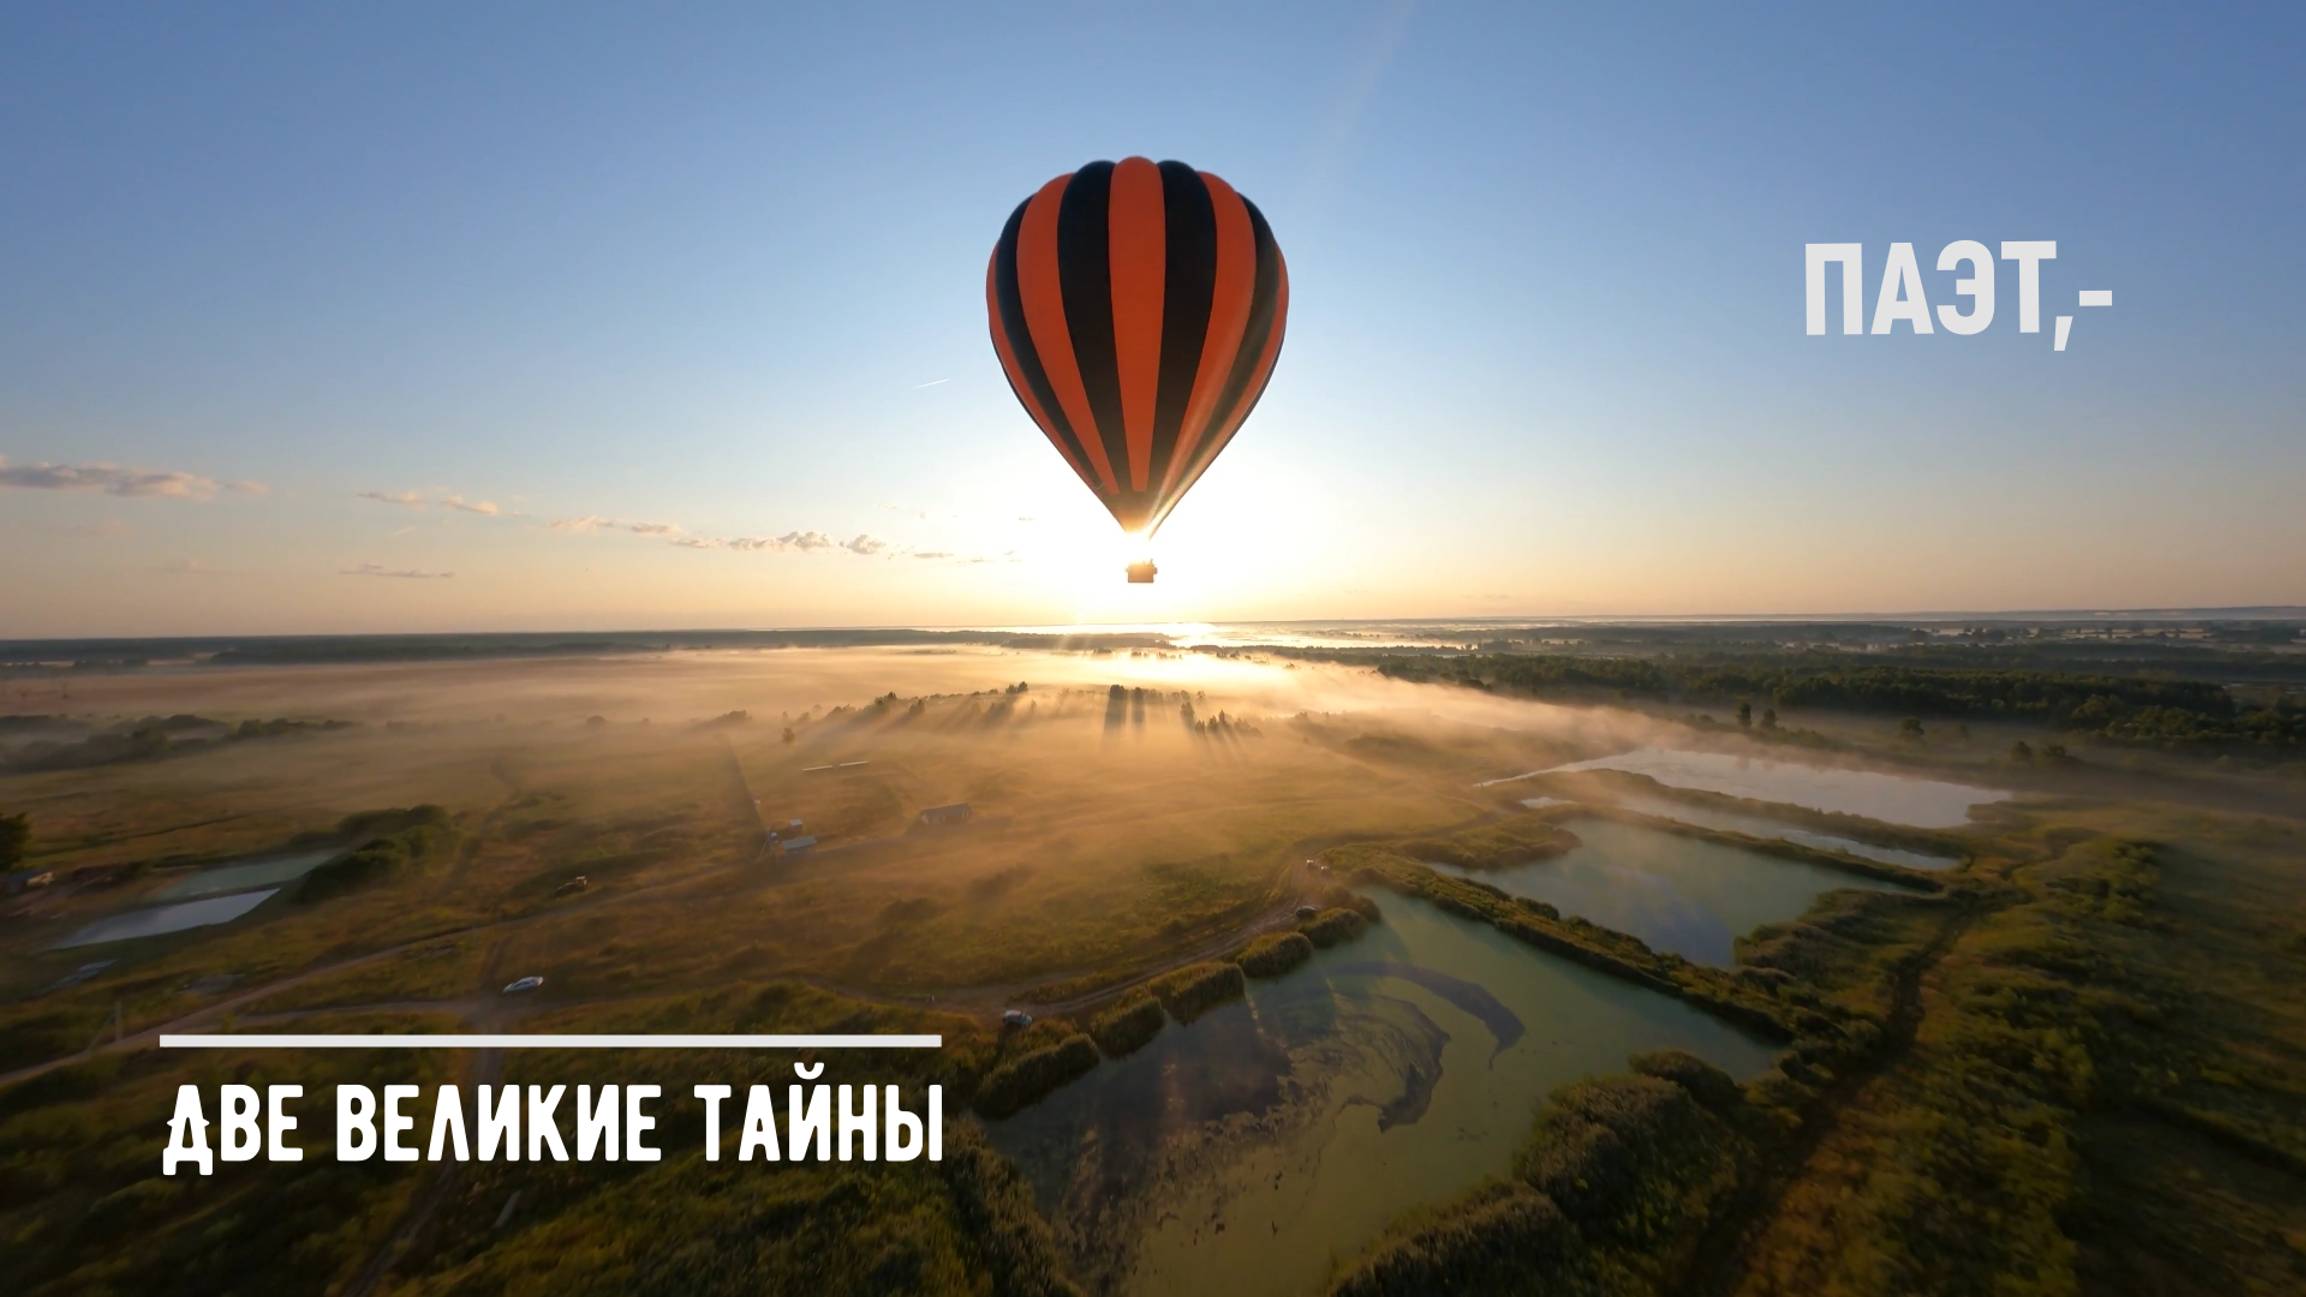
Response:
[[338, 937, 511, 1297]]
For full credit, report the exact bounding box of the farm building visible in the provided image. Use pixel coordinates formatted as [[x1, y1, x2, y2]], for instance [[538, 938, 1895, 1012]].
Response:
[[777, 835, 818, 857], [917, 803, 973, 828]]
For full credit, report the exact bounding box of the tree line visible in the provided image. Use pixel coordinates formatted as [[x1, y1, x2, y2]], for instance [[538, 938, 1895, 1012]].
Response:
[[1361, 654, 2306, 750]]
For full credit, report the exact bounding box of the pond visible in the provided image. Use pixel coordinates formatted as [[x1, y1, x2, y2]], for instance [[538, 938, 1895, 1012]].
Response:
[[1434, 818, 1912, 966], [989, 895, 1779, 1297], [149, 846, 342, 900], [51, 889, 279, 949], [1601, 792, 1960, 871], [1504, 746, 2009, 827]]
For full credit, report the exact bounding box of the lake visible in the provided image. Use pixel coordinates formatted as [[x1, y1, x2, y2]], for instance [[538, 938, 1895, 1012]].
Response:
[[990, 896, 1779, 1296], [1496, 746, 2010, 827], [1435, 818, 1911, 965], [1601, 792, 1960, 870], [149, 846, 342, 900], [51, 889, 279, 949]]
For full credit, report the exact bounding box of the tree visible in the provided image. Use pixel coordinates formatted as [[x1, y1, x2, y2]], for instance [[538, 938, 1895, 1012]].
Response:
[[0, 813, 27, 870], [781, 726, 796, 745], [1899, 717, 1926, 743], [1760, 707, 1779, 730], [1736, 701, 1753, 729], [2010, 740, 2035, 764]]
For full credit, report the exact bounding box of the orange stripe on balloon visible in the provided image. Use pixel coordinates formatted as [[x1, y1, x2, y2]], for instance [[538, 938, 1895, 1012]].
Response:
[[987, 253, 1091, 487], [1161, 171, 1254, 499], [1016, 173, 1120, 496], [1106, 157, 1165, 492], [1152, 250, 1287, 536]]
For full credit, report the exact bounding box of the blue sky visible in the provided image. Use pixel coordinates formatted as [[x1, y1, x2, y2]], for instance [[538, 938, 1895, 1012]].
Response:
[[3, 2, 2301, 634]]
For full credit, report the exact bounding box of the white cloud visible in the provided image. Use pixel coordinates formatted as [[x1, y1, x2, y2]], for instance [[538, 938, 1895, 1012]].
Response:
[[361, 488, 517, 517], [0, 455, 261, 500], [341, 562, 453, 579], [550, 514, 677, 536], [554, 509, 978, 564], [357, 489, 427, 509]]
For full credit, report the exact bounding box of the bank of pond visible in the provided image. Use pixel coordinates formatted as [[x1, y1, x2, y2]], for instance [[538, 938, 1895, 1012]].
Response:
[[1435, 816, 1926, 966], [1487, 744, 2012, 829], [987, 894, 1781, 1296]]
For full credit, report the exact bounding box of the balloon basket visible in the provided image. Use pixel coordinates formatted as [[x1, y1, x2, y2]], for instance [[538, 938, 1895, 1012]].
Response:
[[1125, 561, 1158, 584]]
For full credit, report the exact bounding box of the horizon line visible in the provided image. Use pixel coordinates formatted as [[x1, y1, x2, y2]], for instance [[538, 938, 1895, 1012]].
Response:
[[6, 603, 2305, 645]]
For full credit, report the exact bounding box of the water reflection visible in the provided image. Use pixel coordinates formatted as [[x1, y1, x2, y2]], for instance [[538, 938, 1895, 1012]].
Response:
[[1487, 746, 2010, 827], [991, 897, 1777, 1296], [149, 846, 342, 899], [1604, 792, 1959, 870], [51, 888, 278, 949], [1435, 818, 1913, 966]]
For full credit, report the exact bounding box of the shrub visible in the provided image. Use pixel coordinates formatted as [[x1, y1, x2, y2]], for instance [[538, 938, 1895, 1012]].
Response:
[[1151, 961, 1246, 1022], [1087, 993, 1166, 1058], [1236, 931, 1314, 978], [1333, 1184, 1574, 1295], [295, 809, 456, 901], [972, 1034, 1098, 1119], [1300, 907, 1371, 948], [938, 1124, 1086, 1296], [1512, 1074, 1750, 1247], [1629, 1049, 1744, 1113]]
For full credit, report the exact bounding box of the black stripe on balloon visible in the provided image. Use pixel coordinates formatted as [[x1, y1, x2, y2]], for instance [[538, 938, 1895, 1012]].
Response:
[[1174, 197, 1283, 499], [992, 200, 1096, 480], [1054, 160, 1128, 512], [1149, 160, 1214, 504]]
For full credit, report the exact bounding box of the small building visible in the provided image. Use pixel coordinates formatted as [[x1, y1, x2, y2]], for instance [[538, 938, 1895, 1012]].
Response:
[[917, 803, 973, 828], [777, 835, 818, 857]]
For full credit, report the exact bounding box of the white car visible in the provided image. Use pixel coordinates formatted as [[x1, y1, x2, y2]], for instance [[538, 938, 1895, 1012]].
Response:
[[502, 975, 545, 994]]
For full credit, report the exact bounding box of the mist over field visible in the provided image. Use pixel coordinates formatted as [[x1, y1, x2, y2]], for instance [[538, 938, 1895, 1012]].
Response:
[[2, 622, 2302, 1297]]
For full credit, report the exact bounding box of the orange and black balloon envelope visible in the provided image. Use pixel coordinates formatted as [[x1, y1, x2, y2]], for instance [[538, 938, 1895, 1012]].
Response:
[[988, 158, 1288, 537]]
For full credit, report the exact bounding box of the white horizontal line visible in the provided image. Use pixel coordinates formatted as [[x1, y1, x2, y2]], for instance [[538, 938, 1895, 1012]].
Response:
[[161, 1033, 942, 1050], [2079, 289, 2113, 307]]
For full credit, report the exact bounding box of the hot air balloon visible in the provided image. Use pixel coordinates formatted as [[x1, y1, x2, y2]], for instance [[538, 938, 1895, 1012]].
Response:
[[987, 158, 1289, 582]]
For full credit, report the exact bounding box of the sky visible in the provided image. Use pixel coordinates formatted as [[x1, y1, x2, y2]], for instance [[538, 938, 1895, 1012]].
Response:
[[3, 2, 2301, 637]]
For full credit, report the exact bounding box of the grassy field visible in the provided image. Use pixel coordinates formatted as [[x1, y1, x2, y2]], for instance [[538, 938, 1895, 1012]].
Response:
[[3, 644, 2301, 1296]]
